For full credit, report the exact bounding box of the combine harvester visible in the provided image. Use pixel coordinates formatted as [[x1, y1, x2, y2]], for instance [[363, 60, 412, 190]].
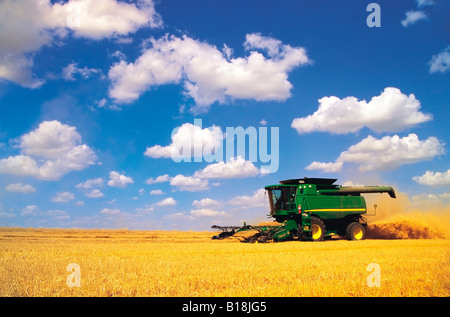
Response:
[[212, 177, 396, 242]]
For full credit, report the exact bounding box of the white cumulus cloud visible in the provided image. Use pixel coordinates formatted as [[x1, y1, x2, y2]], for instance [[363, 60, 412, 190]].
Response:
[[307, 134, 444, 173], [85, 189, 105, 198], [192, 198, 224, 209], [21, 205, 39, 216], [0, 0, 161, 87], [429, 46, 450, 74], [155, 197, 177, 207], [337, 134, 444, 171], [291, 87, 432, 134], [416, 0, 434, 8], [144, 122, 223, 160], [5, 183, 36, 194], [401, 10, 428, 27], [107, 171, 134, 188], [100, 208, 121, 215], [0, 120, 96, 180], [51, 0, 161, 40], [145, 174, 170, 184], [413, 169, 450, 186], [190, 208, 228, 217], [76, 178, 104, 190], [62, 62, 101, 81], [167, 156, 262, 192], [194, 156, 260, 179], [76, 178, 105, 198], [52, 191, 75, 203], [305, 161, 343, 173], [228, 188, 267, 209], [108, 33, 310, 111], [169, 175, 209, 192]]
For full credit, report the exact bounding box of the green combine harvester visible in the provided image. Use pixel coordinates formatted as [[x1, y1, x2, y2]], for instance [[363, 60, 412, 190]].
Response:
[[212, 177, 396, 242]]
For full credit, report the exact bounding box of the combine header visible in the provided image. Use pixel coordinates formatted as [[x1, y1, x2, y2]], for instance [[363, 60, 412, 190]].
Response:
[[212, 177, 396, 242]]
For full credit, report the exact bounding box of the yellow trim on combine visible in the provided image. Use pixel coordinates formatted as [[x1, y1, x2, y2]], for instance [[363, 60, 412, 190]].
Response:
[[306, 208, 366, 212]]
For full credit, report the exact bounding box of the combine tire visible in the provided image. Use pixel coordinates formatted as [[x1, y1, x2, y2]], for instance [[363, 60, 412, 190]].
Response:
[[345, 222, 366, 241], [258, 235, 273, 243], [311, 216, 326, 241], [248, 233, 272, 243]]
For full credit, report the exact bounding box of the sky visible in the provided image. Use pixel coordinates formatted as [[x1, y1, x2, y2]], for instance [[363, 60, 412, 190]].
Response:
[[0, 0, 449, 230]]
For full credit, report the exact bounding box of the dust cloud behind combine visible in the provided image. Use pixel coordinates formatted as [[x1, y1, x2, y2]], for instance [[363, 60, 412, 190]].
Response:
[[364, 192, 450, 239], [242, 191, 449, 241]]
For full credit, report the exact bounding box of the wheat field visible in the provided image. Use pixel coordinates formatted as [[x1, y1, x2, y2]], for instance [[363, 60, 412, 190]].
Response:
[[0, 227, 448, 297]]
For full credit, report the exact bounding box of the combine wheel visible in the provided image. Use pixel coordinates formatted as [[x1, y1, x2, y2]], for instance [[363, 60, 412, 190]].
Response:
[[247, 234, 261, 243], [311, 216, 326, 241], [258, 235, 273, 243], [345, 222, 366, 241], [249, 234, 272, 243]]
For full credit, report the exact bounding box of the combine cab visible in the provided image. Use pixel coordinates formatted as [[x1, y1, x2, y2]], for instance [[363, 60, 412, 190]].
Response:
[[212, 177, 396, 242]]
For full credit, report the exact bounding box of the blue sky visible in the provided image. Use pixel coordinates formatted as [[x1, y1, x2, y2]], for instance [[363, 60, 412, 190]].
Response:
[[0, 0, 449, 230]]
